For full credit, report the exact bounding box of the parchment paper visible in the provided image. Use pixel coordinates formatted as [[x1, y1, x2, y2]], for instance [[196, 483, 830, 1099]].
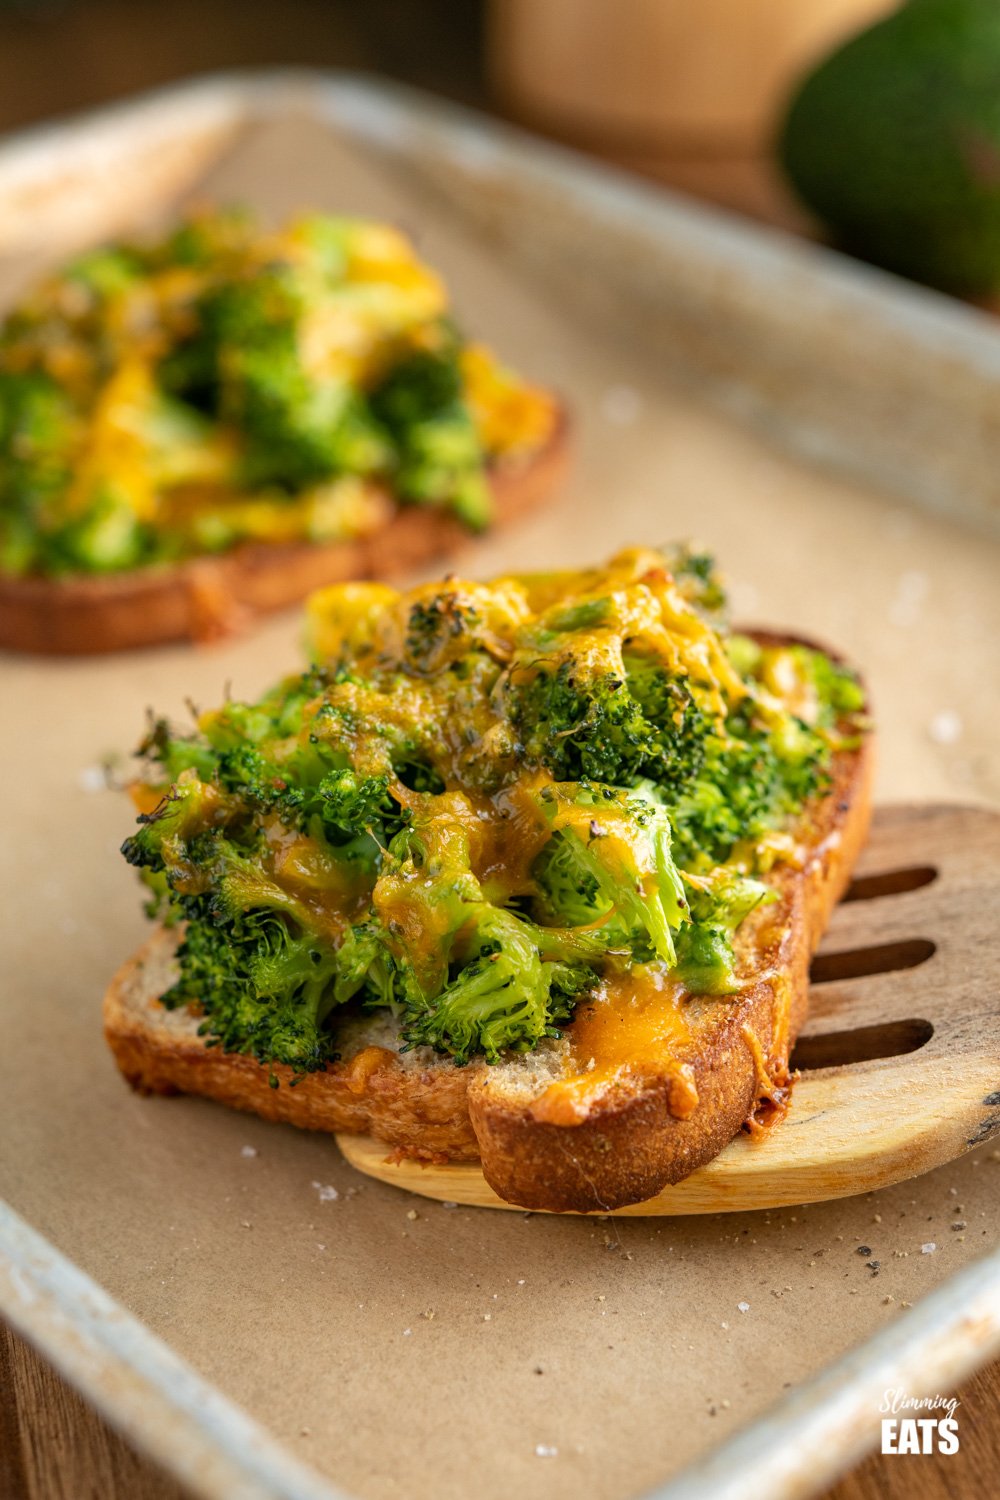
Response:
[[2, 108, 999, 1500]]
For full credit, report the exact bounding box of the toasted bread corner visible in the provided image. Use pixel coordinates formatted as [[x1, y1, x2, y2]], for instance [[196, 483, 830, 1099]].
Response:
[[468, 731, 874, 1210]]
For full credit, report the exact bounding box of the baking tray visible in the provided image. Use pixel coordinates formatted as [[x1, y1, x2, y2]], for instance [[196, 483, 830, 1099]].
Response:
[[2, 71, 1000, 1500]]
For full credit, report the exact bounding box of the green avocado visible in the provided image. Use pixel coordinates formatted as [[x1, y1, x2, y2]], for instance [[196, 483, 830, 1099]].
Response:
[[779, 0, 1000, 294]]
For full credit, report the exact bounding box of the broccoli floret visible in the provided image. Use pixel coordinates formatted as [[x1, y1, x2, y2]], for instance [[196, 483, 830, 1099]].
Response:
[[531, 828, 611, 928], [128, 812, 357, 1072], [237, 361, 382, 491], [506, 653, 709, 792], [370, 345, 492, 528], [65, 246, 145, 303], [321, 766, 392, 830], [623, 655, 712, 791], [400, 908, 557, 1064], [662, 544, 728, 618], [665, 709, 828, 871], [673, 868, 774, 994], [49, 485, 149, 574], [188, 271, 386, 490], [165, 905, 343, 1073], [369, 799, 606, 1060], [507, 660, 655, 784], [370, 346, 464, 428], [673, 923, 740, 997], [140, 672, 420, 857], [0, 371, 81, 574], [531, 783, 687, 965], [214, 733, 401, 849], [393, 413, 489, 524], [803, 647, 866, 722], [214, 745, 297, 811], [121, 775, 244, 874], [398, 905, 598, 1064]]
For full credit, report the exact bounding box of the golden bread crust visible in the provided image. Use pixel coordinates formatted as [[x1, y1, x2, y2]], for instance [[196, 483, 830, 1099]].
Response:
[[104, 936, 483, 1162]]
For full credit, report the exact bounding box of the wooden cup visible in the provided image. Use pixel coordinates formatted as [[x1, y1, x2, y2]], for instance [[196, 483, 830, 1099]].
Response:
[[488, 0, 899, 154]]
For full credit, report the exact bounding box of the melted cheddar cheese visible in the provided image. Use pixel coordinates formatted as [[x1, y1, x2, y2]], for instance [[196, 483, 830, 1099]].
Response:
[[126, 545, 865, 1099], [0, 208, 556, 577]]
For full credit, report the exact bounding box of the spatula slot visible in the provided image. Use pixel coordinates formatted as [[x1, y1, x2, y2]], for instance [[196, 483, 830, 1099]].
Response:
[[810, 937, 936, 984], [842, 865, 938, 902], [792, 1017, 934, 1071]]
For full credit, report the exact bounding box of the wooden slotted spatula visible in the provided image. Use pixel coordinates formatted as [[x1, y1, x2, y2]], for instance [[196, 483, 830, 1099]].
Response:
[[336, 803, 1000, 1215]]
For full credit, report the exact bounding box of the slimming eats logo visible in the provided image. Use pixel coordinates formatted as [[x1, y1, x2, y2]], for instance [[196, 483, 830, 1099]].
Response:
[[880, 1388, 960, 1455]]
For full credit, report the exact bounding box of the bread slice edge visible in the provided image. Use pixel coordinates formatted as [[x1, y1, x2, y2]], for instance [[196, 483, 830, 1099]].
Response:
[[0, 406, 569, 654]]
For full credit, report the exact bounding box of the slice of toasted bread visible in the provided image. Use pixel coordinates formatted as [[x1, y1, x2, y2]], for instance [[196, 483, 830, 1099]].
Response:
[[104, 631, 873, 1213], [0, 408, 568, 655]]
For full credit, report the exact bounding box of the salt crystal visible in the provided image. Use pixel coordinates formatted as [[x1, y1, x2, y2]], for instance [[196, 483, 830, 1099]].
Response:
[[535, 1445, 558, 1458], [737, 1301, 750, 1313], [311, 1181, 339, 1203], [240, 1145, 258, 1159], [921, 1242, 937, 1254]]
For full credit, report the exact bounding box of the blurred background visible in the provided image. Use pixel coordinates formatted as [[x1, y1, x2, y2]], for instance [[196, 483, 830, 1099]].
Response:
[[10, 0, 1000, 306], [7, 0, 997, 302], [0, 0, 898, 240]]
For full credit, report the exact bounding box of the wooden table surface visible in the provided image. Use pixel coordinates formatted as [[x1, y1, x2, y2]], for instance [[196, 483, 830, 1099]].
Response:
[[0, 5, 996, 1498], [4, 1311, 999, 1500]]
